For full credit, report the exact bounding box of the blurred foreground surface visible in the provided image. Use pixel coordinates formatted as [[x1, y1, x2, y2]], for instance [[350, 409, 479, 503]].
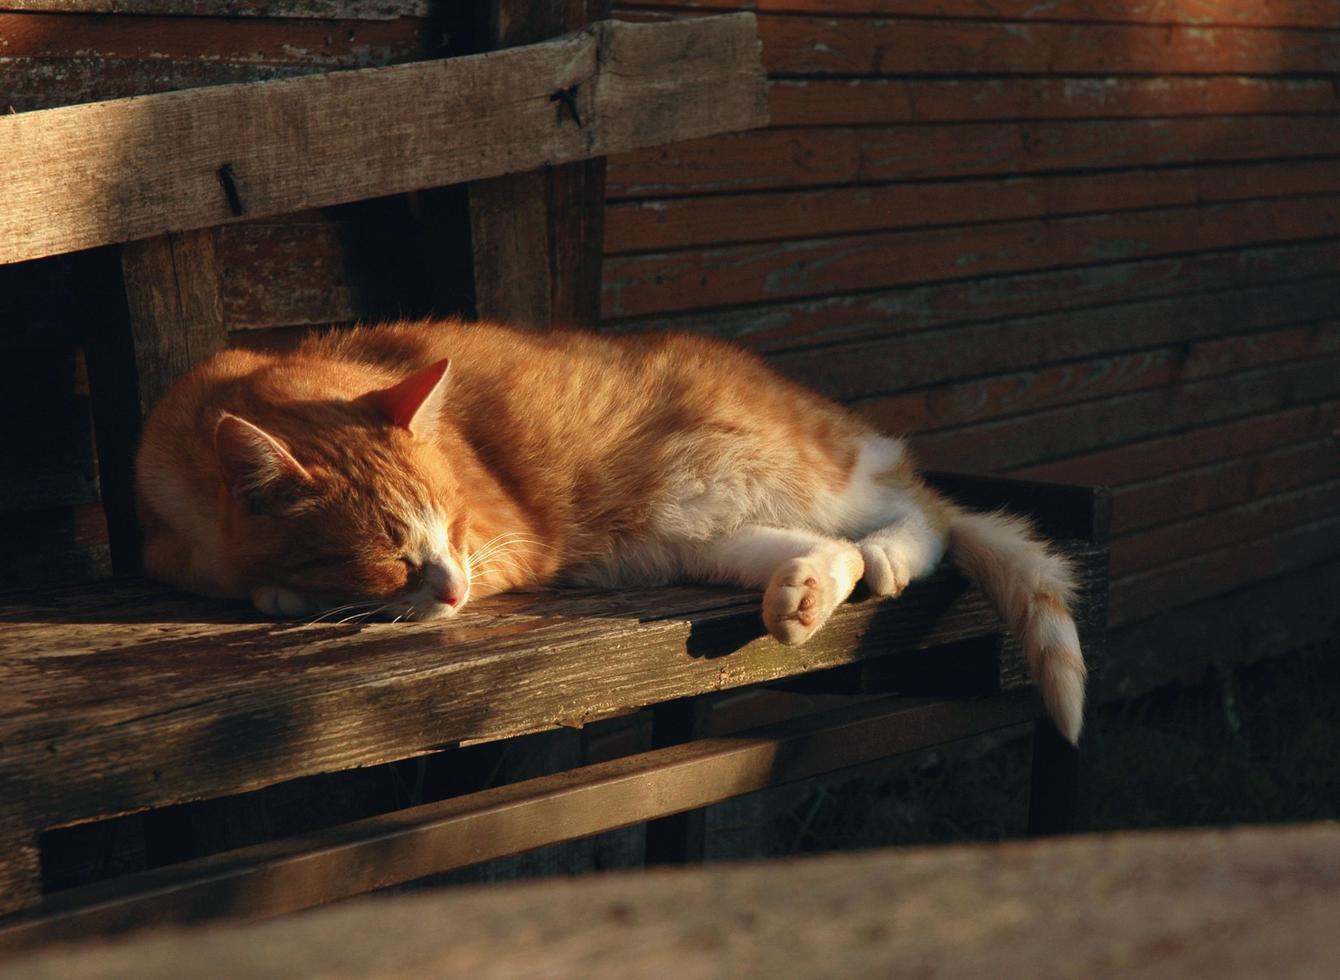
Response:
[[4, 821, 1338, 979]]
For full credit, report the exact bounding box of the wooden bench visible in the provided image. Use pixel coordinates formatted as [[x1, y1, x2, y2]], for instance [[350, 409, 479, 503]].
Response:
[[0, 6, 1110, 953]]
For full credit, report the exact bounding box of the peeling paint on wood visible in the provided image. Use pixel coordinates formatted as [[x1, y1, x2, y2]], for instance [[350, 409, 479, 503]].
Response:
[[768, 76, 1340, 127], [615, 0, 1340, 31], [907, 356, 1340, 474], [1, 0, 431, 19], [605, 159, 1340, 253], [607, 117, 1340, 197], [754, 15, 1340, 76], [601, 195, 1340, 318]]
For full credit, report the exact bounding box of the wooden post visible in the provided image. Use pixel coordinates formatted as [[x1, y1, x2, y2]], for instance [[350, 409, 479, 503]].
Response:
[[83, 229, 227, 573], [468, 0, 611, 328]]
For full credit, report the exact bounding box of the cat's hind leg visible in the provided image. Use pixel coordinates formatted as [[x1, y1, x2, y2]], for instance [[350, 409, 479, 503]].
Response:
[[822, 434, 950, 597], [857, 500, 949, 598], [693, 526, 864, 645]]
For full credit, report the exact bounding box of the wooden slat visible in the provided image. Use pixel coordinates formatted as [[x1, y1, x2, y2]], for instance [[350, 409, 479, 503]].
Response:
[[467, 0, 612, 329], [1109, 512, 1340, 625], [772, 276, 1340, 404], [768, 76, 1340, 127], [1111, 478, 1340, 578], [601, 197, 1340, 318], [606, 240, 1340, 352], [924, 472, 1109, 544], [0, 12, 431, 64], [1013, 401, 1340, 487], [0, 692, 1042, 946], [854, 317, 1340, 435], [606, 117, 1340, 198], [119, 230, 229, 419], [0, 540, 1104, 833], [0, 14, 768, 265], [754, 16, 1340, 77], [0, 0, 430, 17], [1107, 557, 1340, 700], [615, 1, 1340, 30], [1109, 438, 1340, 536], [606, 159, 1340, 253], [905, 355, 1340, 472]]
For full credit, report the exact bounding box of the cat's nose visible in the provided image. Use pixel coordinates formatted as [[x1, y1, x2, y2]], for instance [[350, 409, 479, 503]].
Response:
[[423, 559, 467, 608]]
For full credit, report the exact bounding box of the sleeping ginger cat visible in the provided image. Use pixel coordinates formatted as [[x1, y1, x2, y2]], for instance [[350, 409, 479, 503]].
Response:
[[137, 320, 1086, 742]]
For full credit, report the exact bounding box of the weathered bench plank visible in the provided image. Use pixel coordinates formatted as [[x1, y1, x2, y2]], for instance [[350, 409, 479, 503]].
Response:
[[0, 473, 1107, 836], [8, 822, 1336, 978], [0, 14, 767, 264], [0, 692, 1044, 949], [0, 545, 1100, 835]]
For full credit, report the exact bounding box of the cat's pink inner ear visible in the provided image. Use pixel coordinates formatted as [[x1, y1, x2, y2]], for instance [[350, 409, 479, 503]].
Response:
[[368, 358, 450, 437], [214, 414, 312, 503]]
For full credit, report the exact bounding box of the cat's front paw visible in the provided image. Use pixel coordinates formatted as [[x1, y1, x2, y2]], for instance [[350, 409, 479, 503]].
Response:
[[251, 585, 315, 618], [763, 559, 832, 646]]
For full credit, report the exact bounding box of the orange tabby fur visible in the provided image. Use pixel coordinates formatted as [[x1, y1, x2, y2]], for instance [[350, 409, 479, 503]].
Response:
[[136, 320, 1087, 742]]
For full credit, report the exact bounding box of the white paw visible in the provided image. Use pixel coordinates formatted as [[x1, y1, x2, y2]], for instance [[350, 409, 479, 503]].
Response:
[[859, 534, 917, 597], [763, 558, 829, 646], [251, 585, 315, 618]]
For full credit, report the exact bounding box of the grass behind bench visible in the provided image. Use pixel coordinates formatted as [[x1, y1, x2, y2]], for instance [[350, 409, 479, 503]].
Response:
[[766, 639, 1340, 855]]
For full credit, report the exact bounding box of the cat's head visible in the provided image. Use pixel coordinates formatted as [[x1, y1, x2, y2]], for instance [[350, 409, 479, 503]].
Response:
[[215, 359, 471, 621]]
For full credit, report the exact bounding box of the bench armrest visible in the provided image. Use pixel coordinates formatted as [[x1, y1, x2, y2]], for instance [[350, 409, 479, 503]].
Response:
[[923, 470, 1111, 545]]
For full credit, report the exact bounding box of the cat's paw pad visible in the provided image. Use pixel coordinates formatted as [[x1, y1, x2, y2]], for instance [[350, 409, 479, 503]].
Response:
[[859, 536, 915, 597], [763, 560, 829, 646], [252, 585, 315, 619]]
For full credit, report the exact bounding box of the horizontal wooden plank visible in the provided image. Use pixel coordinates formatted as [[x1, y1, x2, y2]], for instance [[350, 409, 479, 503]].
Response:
[[601, 196, 1340, 318], [1107, 557, 1340, 700], [3, 61, 331, 115], [1109, 438, 1340, 536], [774, 278, 1340, 404], [0, 540, 1105, 830], [768, 76, 1340, 127], [0, 12, 432, 64], [755, 16, 1340, 77], [0, 14, 768, 264], [606, 117, 1340, 198], [615, 1, 1340, 30], [1109, 511, 1340, 625], [0, 0, 430, 17], [1110, 478, 1340, 578], [855, 318, 1340, 435], [902, 355, 1340, 472], [605, 159, 1340, 253], [603, 240, 1340, 351], [0, 693, 1042, 945], [1013, 400, 1340, 487]]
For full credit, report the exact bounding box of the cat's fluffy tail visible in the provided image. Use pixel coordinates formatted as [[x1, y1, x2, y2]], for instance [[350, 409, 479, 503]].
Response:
[[944, 505, 1086, 744]]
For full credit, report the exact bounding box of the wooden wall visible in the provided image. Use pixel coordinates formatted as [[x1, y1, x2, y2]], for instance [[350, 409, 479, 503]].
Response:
[[3, 1, 1338, 694], [601, 0, 1340, 690]]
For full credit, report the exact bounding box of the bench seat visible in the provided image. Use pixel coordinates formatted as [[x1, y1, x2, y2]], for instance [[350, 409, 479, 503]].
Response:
[[0, 473, 1108, 947]]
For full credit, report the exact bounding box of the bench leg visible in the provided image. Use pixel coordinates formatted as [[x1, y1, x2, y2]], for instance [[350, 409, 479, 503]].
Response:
[[644, 698, 707, 864], [1027, 717, 1083, 836]]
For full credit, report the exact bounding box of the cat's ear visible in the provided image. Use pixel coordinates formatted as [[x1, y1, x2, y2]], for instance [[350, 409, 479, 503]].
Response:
[[364, 358, 450, 440], [214, 414, 313, 511]]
